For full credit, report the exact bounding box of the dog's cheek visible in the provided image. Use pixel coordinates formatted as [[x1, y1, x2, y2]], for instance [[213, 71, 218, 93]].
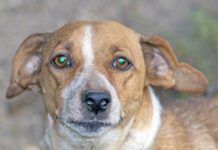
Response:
[[116, 72, 145, 120], [40, 67, 59, 115], [125, 75, 144, 99]]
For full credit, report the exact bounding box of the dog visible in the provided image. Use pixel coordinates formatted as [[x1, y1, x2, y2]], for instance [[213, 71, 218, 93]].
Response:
[[6, 20, 218, 150]]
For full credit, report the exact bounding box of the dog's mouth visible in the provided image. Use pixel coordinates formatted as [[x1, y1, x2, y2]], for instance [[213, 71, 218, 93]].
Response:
[[58, 117, 115, 137], [67, 120, 112, 132]]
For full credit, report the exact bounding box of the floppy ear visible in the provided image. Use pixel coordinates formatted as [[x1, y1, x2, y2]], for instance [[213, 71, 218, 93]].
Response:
[[6, 33, 50, 98], [141, 34, 208, 94]]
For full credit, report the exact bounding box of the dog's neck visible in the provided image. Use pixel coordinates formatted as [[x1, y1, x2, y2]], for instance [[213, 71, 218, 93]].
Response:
[[42, 87, 162, 150]]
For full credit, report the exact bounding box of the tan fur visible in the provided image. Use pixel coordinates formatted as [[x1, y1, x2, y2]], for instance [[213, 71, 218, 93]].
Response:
[[6, 20, 217, 150], [154, 98, 218, 149]]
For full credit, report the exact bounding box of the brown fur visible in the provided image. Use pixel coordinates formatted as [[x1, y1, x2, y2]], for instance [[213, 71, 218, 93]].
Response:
[[6, 20, 217, 149], [154, 98, 218, 149]]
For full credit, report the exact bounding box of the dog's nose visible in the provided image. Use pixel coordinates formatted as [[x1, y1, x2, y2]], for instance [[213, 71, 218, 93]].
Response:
[[82, 90, 111, 115]]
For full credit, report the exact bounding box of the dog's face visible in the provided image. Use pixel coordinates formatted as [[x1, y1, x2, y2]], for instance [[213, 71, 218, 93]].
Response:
[[6, 20, 208, 137], [41, 21, 146, 137]]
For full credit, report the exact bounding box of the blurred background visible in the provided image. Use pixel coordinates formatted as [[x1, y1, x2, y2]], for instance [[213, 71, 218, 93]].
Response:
[[0, 0, 217, 149]]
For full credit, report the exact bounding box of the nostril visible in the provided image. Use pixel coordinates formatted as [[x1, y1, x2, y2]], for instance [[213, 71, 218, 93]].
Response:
[[100, 98, 110, 109], [86, 98, 95, 106]]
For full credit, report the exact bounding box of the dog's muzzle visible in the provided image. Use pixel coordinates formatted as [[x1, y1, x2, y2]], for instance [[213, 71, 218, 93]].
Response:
[[58, 89, 115, 137]]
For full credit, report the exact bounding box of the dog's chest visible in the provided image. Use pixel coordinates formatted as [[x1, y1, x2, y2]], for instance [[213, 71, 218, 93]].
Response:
[[43, 125, 151, 150], [44, 125, 122, 150]]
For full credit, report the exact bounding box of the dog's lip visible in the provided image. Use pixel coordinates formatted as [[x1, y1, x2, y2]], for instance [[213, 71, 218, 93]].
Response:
[[59, 117, 112, 132], [68, 120, 112, 128]]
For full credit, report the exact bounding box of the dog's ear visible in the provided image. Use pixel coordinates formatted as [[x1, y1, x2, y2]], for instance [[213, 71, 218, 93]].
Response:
[[6, 33, 50, 98], [141, 34, 208, 94]]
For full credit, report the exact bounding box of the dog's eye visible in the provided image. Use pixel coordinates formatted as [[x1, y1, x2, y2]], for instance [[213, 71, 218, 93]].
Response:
[[51, 54, 72, 69], [112, 57, 132, 71]]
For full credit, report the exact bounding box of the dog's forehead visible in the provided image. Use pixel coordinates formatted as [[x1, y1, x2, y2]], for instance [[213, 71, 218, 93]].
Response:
[[54, 20, 138, 37], [49, 20, 141, 52]]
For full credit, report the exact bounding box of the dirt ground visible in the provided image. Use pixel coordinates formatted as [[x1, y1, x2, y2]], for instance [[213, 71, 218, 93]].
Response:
[[0, 0, 217, 149]]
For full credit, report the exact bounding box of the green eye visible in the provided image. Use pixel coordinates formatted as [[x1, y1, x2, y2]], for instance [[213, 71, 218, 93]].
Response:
[[51, 54, 72, 69], [112, 56, 132, 71], [59, 56, 66, 63], [118, 57, 126, 65]]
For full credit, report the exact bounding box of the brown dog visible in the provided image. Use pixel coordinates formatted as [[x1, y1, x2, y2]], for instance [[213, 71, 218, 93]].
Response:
[[6, 20, 218, 150]]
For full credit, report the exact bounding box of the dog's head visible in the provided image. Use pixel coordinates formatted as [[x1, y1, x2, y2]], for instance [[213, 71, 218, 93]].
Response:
[[6, 20, 208, 137]]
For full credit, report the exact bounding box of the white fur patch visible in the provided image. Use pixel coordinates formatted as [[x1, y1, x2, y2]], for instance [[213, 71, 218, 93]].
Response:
[[97, 73, 121, 123], [144, 86, 162, 148], [121, 86, 162, 150], [81, 26, 94, 68]]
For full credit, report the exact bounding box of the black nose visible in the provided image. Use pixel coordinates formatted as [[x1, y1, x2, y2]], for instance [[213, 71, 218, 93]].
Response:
[[82, 90, 111, 115]]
